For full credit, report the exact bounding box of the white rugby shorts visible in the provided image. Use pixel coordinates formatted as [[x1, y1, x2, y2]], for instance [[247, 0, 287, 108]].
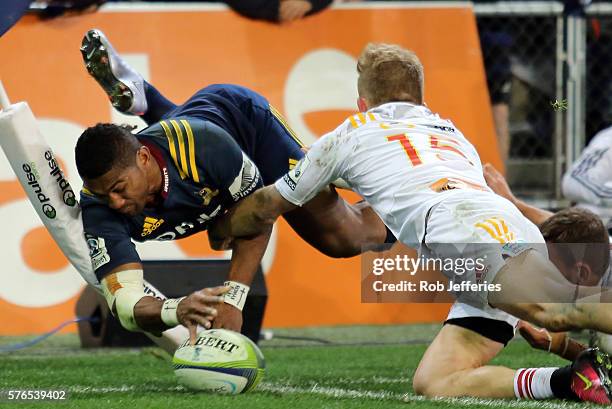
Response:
[[420, 190, 547, 309]]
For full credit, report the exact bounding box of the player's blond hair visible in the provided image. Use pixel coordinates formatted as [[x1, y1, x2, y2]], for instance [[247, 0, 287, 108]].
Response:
[[357, 43, 424, 107]]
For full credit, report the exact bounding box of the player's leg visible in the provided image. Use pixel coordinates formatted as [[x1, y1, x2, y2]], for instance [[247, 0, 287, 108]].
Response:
[[413, 319, 515, 398], [80, 29, 176, 124], [413, 309, 606, 402]]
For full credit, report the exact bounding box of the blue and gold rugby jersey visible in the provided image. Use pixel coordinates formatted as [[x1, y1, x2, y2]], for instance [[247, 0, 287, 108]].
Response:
[[81, 118, 262, 281], [162, 84, 305, 184]]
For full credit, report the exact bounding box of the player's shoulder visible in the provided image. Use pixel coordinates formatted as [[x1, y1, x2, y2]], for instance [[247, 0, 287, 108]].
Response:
[[141, 116, 243, 186], [80, 190, 128, 225], [79, 187, 103, 207], [140, 117, 234, 156], [339, 111, 381, 134], [143, 116, 228, 140], [139, 117, 204, 143]]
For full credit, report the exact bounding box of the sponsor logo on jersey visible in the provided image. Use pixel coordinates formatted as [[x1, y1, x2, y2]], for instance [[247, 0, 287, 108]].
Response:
[[22, 162, 56, 219], [283, 174, 297, 191], [283, 156, 310, 191], [162, 167, 170, 196], [229, 155, 261, 201], [141, 216, 165, 237], [45, 150, 76, 207], [152, 206, 223, 241], [197, 187, 219, 206], [474, 217, 516, 244], [85, 233, 110, 270], [424, 124, 455, 133]]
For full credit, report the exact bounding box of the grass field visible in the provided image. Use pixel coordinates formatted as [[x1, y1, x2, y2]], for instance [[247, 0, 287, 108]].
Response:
[[0, 324, 599, 408]]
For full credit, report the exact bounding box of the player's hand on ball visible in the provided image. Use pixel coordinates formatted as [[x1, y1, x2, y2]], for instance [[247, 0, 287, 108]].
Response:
[[177, 286, 229, 345], [212, 303, 244, 332], [482, 163, 517, 204]]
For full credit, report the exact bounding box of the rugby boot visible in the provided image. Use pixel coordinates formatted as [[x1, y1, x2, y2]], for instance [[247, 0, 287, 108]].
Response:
[[571, 347, 612, 404], [80, 29, 147, 115]]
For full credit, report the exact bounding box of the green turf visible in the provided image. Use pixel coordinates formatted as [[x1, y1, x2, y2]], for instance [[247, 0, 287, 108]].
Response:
[[0, 325, 598, 408]]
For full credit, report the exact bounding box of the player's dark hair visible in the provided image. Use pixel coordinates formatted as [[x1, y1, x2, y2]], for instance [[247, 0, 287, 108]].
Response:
[[75, 123, 141, 180], [540, 207, 608, 244], [540, 207, 610, 278]]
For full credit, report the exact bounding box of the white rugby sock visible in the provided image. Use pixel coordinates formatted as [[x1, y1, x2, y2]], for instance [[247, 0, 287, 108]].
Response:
[[514, 368, 558, 399]]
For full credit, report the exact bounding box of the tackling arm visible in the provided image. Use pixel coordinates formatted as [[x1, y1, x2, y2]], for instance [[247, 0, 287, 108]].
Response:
[[483, 163, 553, 226], [211, 185, 296, 243], [517, 320, 586, 361]]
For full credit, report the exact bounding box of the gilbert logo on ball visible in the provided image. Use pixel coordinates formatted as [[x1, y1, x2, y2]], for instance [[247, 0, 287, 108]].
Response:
[[173, 329, 265, 394]]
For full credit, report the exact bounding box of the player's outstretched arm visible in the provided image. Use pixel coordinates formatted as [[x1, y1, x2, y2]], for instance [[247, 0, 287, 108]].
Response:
[[212, 130, 349, 247], [102, 263, 227, 344], [211, 185, 296, 245], [483, 163, 553, 225], [213, 229, 272, 332], [517, 320, 587, 361]]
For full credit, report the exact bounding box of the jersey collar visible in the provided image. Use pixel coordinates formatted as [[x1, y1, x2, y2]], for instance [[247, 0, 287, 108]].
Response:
[[371, 102, 435, 120], [139, 138, 170, 201]]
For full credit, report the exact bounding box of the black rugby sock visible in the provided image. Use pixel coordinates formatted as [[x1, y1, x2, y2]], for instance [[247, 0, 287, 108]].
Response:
[[550, 366, 579, 400]]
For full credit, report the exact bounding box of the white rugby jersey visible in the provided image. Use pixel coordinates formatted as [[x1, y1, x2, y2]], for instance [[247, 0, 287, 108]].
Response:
[[275, 102, 495, 245], [562, 126, 612, 225]]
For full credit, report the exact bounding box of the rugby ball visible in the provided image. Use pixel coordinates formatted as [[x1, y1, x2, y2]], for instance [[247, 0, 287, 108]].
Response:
[[172, 329, 265, 394]]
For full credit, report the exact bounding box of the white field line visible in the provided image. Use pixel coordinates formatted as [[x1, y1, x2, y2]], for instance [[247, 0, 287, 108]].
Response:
[[260, 384, 592, 409], [63, 380, 594, 409]]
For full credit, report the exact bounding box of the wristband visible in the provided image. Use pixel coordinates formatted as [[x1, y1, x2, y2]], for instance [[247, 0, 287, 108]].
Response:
[[223, 281, 250, 311], [160, 297, 186, 327]]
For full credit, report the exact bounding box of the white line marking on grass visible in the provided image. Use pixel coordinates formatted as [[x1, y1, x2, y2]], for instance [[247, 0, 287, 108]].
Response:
[[261, 383, 595, 409], [329, 376, 410, 385], [65, 382, 595, 409], [259, 383, 404, 400], [67, 385, 183, 393]]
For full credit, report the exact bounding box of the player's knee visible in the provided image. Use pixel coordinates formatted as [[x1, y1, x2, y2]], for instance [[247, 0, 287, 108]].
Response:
[[412, 373, 428, 396], [412, 369, 444, 397]]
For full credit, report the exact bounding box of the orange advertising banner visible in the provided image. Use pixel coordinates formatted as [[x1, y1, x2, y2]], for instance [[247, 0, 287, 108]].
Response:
[[0, 4, 498, 335]]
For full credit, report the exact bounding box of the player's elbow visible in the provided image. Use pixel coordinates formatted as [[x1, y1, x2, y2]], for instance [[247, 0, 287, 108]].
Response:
[[315, 234, 362, 258], [251, 187, 286, 227], [251, 208, 278, 229]]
